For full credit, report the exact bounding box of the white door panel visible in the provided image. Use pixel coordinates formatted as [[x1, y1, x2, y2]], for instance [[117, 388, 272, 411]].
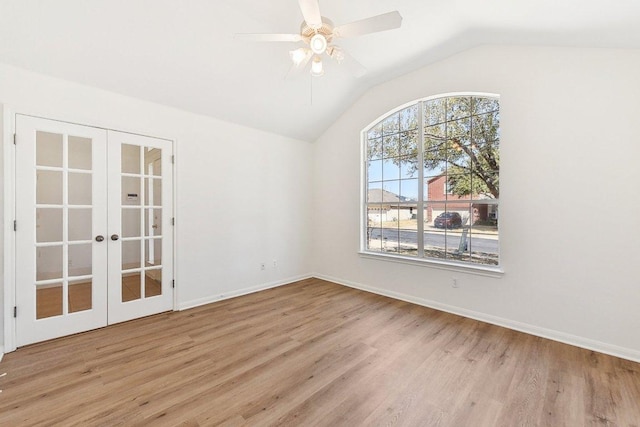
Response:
[[16, 115, 108, 346], [107, 130, 173, 324]]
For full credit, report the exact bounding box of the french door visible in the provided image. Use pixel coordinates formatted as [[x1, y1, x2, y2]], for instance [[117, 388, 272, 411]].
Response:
[[15, 115, 173, 346]]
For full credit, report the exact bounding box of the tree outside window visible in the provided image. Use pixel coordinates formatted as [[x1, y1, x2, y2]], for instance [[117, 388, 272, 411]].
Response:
[[364, 94, 499, 266]]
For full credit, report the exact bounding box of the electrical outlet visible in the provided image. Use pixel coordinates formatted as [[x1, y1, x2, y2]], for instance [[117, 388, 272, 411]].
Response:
[[260, 263, 266, 270], [273, 260, 277, 268], [452, 277, 459, 288]]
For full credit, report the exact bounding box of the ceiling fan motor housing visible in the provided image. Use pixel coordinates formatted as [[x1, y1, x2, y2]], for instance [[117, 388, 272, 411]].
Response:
[[300, 17, 335, 42]]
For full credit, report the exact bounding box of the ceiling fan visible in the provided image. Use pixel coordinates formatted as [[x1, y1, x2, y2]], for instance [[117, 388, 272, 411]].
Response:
[[235, 0, 402, 78]]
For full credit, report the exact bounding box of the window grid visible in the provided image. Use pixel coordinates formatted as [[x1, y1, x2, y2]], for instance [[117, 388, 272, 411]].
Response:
[[364, 94, 499, 267]]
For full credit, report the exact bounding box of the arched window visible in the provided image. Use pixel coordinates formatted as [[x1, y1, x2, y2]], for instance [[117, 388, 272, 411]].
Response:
[[363, 94, 500, 268]]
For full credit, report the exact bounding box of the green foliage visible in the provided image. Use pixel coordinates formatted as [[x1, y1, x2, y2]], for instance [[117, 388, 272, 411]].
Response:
[[367, 96, 500, 199]]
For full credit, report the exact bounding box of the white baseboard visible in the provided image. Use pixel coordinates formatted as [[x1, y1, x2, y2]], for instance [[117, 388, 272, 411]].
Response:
[[313, 273, 640, 364], [0, 345, 4, 362], [177, 273, 313, 311]]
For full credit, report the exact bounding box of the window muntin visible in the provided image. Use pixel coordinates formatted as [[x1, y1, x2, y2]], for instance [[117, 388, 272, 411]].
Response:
[[364, 94, 500, 267]]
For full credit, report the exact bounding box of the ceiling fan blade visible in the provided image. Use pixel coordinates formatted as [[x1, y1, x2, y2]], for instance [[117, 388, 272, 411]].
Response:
[[328, 46, 367, 78], [333, 11, 402, 38], [234, 33, 303, 42], [340, 51, 367, 78], [298, 0, 322, 30], [285, 50, 313, 80]]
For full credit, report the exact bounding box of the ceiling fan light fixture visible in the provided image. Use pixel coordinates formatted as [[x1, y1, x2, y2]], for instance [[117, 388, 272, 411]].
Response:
[[238, 0, 402, 79], [309, 34, 327, 55], [328, 46, 345, 63], [310, 56, 324, 77], [289, 47, 308, 66]]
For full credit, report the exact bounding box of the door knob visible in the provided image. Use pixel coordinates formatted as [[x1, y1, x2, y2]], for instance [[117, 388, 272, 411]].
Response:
[[152, 224, 158, 229], [95, 235, 105, 242], [111, 234, 120, 241]]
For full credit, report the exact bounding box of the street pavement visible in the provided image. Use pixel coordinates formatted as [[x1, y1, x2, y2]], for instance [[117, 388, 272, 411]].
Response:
[[369, 227, 498, 254]]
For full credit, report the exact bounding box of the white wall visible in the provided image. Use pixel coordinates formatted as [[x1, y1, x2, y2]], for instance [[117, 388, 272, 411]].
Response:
[[1, 63, 313, 346], [312, 45, 640, 361], [3, 45, 640, 362]]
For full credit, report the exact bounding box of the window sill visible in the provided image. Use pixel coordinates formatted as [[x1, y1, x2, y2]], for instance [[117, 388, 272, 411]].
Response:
[[358, 251, 504, 278]]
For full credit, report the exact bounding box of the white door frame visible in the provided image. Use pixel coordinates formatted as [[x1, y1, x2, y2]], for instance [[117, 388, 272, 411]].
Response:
[[3, 107, 17, 354], [2, 108, 178, 353]]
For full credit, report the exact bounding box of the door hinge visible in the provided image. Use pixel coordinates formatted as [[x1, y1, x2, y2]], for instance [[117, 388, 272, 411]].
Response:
[[14, 306, 17, 318], [13, 133, 17, 145], [172, 279, 175, 289], [171, 217, 175, 226], [14, 220, 17, 231], [171, 155, 175, 164]]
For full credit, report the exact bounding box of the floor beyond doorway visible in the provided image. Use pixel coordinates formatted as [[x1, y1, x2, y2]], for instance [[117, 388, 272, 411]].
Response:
[[35, 274, 163, 319]]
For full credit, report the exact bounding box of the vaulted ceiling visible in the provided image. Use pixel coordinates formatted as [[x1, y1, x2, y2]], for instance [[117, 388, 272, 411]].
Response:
[[1, 0, 640, 141]]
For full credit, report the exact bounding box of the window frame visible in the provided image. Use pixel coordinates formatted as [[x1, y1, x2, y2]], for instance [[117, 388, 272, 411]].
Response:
[[360, 92, 503, 275]]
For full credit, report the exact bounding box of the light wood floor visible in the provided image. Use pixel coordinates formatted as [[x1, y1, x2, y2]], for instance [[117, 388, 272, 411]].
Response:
[[1, 278, 639, 426]]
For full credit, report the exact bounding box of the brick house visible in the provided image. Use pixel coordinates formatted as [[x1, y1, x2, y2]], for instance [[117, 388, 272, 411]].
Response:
[[426, 175, 495, 224]]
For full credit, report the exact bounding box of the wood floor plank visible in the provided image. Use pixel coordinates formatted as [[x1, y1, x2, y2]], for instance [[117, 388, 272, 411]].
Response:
[[1, 278, 639, 426]]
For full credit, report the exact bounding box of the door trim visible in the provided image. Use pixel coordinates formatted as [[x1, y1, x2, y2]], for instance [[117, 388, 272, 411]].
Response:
[[3, 110, 177, 353], [3, 107, 17, 353]]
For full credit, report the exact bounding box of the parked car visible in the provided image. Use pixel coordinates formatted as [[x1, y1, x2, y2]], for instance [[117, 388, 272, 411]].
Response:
[[433, 212, 462, 229]]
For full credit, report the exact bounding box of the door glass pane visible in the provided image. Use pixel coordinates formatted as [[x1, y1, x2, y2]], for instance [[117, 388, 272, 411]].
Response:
[[68, 244, 92, 277], [36, 131, 63, 167], [122, 209, 142, 237], [68, 173, 92, 205], [122, 272, 142, 302], [37, 245, 63, 281], [144, 148, 162, 176], [68, 209, 92, 241], [145, 178, 162, 205], [68, 136, 92, 170], [122, 144, 141, 174], [122, 239, 142, 270], [145, 269, 162, 297], [122, 176, 141, 206], [37, 208, 62, 243], [36, 283, 63, 319], [145, 238, 162, 266], [68, 279, 92, 313], [37, 170, 62, 205], [145, 208, 161, 236]]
